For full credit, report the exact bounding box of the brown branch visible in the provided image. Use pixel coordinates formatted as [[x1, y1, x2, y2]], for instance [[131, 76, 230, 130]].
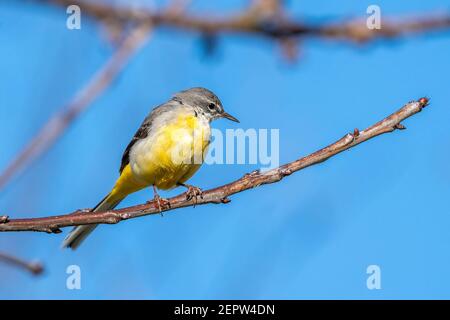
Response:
[[0, 97, 430, 233], [0, 252, 44, 275], [39, 0, 450, 43], [0, 24, 153, 191]]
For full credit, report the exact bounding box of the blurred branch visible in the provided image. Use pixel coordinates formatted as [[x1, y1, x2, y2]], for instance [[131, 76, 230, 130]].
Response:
[[0, 98, 430, 233], [38, 0, 450, 43], [0, 24, 153, 191], [0, 252, 44, 275]]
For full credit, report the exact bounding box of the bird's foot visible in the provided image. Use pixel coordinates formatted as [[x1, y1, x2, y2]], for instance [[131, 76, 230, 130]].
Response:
[[150, 194, 170, 215], [184, 185, 203, 205]]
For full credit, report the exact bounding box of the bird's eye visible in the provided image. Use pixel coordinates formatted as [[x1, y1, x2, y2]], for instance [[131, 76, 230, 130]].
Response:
[[208, 103, 216, 110]]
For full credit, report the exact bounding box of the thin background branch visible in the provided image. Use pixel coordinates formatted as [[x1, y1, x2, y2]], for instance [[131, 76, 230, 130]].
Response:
[[0, 24, 152, 191], [40, 0, 450, 42], [0, 98, 430, 233], [0, 252, 44, 275]]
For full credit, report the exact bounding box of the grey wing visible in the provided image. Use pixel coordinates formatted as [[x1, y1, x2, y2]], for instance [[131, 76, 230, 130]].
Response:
[[119, 101, 179, 174]]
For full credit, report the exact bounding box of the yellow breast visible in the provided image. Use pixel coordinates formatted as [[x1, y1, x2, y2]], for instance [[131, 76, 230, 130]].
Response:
[[130, 111, 211, 190]]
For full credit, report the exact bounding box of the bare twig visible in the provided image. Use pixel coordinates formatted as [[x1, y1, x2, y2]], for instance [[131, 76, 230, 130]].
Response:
[[0, 252, 44, 275], [0, 97, 430, 233], [39, 0, 450, 43], [0, 24, 152, 191]]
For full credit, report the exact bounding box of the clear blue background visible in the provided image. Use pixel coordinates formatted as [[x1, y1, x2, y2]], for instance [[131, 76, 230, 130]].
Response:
[[1, 0, 449, 299]]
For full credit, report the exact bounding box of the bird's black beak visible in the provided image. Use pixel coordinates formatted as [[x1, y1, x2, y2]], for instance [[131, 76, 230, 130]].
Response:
[[222, 112, 240, 123]]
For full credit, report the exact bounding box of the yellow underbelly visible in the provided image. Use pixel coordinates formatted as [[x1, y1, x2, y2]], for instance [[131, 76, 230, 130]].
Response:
[[123, 113, 210, 191]]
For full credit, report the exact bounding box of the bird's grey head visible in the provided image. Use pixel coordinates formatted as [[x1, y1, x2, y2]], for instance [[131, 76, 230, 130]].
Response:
[[172, 87, 239, 123]]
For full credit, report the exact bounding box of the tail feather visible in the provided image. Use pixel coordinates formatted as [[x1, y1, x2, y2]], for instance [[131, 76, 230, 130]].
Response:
[[61, 193, 123, 250]]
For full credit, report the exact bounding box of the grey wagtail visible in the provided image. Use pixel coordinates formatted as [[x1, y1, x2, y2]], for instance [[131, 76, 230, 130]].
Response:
[[62, 87, 239, 249]]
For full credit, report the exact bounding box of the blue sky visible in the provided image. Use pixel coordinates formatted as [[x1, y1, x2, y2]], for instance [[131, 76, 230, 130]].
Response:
[[1, 0, 450, 299]]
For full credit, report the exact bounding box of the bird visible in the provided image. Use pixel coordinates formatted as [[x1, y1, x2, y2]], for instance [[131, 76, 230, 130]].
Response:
[[62, 87, 239, 249]]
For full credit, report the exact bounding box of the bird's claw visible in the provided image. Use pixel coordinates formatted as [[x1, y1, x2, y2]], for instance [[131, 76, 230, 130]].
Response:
[[152, 194, 170, 215], [185, 185, 203, 204]]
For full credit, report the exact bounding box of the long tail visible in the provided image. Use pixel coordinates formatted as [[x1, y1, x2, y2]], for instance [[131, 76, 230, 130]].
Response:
[[61, 193, 124, 250]]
